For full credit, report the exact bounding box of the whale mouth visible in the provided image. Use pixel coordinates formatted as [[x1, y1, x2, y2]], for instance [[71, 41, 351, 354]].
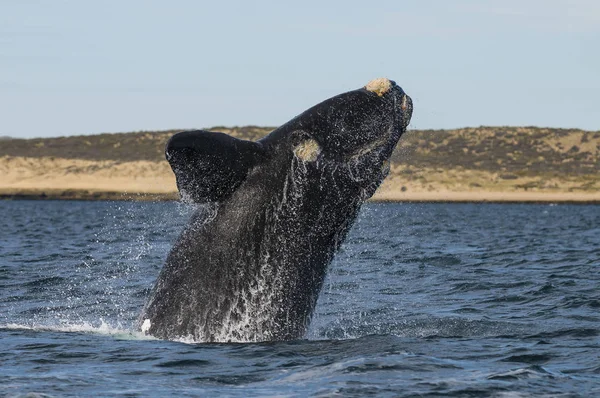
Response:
[[363, 78, 412, 141], [340, 83, 412, 186], [349, 84, 412, 160], [375, 78, 412, 130]]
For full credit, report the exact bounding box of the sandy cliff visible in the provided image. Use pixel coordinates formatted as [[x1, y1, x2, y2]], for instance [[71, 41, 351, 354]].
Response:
[[1, 126, 599, 202]]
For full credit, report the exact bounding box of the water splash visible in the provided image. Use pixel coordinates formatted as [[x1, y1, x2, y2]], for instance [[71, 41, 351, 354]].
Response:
[[188, 155, 313, 343], [1, 319, 154, 340]]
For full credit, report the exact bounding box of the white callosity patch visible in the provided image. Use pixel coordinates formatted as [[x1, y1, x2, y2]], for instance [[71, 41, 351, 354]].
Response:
[[401, 94, 410, 110], [365, 78, 392, 96], [293, 139, 321, 162]]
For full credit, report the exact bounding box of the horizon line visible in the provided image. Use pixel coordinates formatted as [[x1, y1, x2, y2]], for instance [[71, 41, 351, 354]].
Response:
[[2, 124, 599, 141]]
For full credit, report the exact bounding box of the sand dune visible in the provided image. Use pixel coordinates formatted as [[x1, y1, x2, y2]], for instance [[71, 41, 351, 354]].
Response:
[[0, 156, 177, 200], [1, 156, 598, 202], [1, 126, 598, 202]]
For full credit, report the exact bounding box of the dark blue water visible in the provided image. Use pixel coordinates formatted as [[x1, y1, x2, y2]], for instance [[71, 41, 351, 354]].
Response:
[[1, 201, 599, 397]]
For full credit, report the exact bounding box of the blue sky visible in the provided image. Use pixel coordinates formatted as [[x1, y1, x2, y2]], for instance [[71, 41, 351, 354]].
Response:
[[1, 0, 598, 138]]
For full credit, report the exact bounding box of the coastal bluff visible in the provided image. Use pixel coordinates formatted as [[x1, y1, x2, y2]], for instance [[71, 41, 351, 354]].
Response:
[[1, 126, 599, 202]]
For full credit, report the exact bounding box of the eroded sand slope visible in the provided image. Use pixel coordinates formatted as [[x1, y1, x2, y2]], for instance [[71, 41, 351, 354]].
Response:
[[1, 126, 599, 201]]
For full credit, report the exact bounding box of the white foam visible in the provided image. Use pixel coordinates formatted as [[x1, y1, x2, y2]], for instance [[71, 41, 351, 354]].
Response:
[[1, 321, 156, 341], [141, 319, 151, 334]]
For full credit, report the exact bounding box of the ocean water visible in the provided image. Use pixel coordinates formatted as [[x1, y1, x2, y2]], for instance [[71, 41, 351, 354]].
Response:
[[1, 200, 599, 397]]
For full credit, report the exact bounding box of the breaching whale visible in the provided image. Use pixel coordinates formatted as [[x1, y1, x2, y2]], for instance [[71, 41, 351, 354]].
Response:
[[140, 78, 413, 342]]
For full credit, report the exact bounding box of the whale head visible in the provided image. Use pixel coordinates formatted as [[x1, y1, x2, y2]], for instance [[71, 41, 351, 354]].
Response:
[[281, 77, 412, 159], [262, 77, 412, 199], [165, 78, 412, 204]]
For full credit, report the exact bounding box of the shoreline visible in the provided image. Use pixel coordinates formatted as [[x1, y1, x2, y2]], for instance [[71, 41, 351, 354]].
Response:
[[2, 188, 599, 204], [372, 189, 600, 204], [1, 155, 598, 205], [0, 189, 178, 202]]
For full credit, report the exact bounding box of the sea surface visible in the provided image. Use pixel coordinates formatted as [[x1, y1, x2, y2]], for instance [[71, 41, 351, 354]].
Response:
[[0, 200, 599, 397]]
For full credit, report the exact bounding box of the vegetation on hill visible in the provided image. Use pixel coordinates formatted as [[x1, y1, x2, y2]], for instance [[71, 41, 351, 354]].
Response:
[[395, 127, 600, 177], [1, 126, 598, 180], [0, 127, 273, 162]]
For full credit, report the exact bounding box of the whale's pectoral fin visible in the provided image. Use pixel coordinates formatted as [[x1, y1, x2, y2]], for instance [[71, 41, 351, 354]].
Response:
[[165, 130, 264, 203]]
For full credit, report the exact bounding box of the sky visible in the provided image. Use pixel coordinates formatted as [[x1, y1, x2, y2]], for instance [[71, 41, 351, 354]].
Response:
[[1, 0, 598, 138]]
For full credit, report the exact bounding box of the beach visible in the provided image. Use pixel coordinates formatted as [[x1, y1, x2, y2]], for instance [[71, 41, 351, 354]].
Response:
[[2, 155, 598, 203]]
